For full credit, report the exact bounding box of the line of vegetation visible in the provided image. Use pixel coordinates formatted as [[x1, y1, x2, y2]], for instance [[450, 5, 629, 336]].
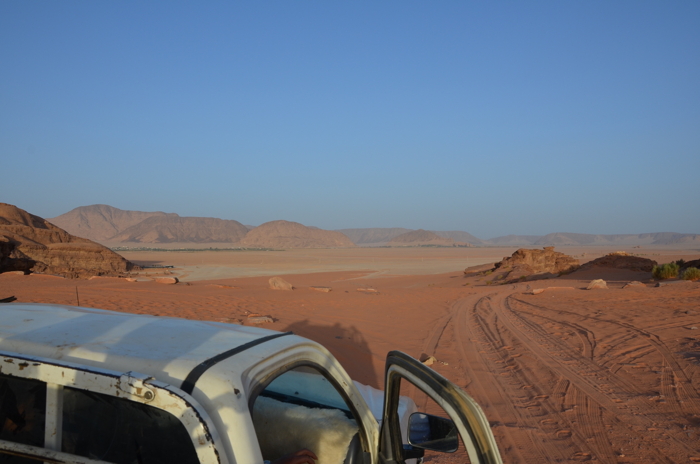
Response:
[[681, 267, 700, 281], [652, 262, 680, 280], [110, 247, 284, 252]]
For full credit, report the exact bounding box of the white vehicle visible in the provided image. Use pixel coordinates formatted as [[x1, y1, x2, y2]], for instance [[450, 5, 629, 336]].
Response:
[[0, 303, 501, 464]]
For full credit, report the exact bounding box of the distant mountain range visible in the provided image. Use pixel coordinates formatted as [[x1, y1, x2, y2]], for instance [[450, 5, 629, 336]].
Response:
[[47, 205, 700, 248]]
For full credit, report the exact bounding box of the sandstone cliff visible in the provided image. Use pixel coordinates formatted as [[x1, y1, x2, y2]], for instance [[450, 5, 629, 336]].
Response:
[[238, 220, 355, 248], [0, 203, 135, 278], [490, 247, 579, 281]]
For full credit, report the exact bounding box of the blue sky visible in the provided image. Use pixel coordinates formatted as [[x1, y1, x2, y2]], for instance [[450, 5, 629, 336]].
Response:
[[1, 1, 698, 239]]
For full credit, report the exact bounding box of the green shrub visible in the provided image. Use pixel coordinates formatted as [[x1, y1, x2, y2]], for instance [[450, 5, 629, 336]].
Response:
[[682, 267, 700, 281], [652, 262, 680, 280]]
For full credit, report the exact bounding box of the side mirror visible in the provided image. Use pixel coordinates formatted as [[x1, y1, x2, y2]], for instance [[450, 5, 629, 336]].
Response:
[[407, 412, 459, 453]]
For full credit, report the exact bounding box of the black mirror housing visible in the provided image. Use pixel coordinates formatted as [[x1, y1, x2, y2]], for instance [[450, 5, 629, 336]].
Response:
[[407, 412, 459, 453]]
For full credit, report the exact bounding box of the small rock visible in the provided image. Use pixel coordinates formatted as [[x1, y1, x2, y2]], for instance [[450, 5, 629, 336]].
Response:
[[125, 277, 138, 282], [247, 315, 274, 324], [689, 327, 698, 330], [269, 276, 294, 290], [357, 288, 378, 293], [623, 281, 646, 288], [421, 356, 437, 366], [587, 279, 608, 290], [156, 277, 179, 285], [529, 288, 546, 295], [310, 286, 332, 292]]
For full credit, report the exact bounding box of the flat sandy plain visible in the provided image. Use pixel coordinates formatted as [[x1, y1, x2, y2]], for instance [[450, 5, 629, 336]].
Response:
[[2, 246, 700, 464]]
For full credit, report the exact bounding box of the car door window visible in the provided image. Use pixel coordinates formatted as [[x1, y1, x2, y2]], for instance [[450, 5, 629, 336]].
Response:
[[62, 387, 200, 463], [380, 351, 502, 464], [252, 366, 361, 464], [0, 374, 46, 464]]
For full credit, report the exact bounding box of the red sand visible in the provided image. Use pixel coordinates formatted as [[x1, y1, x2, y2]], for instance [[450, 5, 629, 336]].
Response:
[[1, 248, 699, 464]]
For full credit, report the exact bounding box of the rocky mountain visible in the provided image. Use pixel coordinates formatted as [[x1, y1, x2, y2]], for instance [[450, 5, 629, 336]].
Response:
[[532, 232, 700, 247], [239, 220, 355, 248], [0, 203, 135, 278], [433, 230, 484, 246], [109, 216, 249, 244], [337, 228, 412, 245], [48, 204, 169, 242], [484, 235, 543, 246], [388, 229, 471, 247]]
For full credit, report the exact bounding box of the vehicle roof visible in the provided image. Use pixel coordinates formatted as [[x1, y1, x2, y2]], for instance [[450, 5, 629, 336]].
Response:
[[0, 303, 303, 389]]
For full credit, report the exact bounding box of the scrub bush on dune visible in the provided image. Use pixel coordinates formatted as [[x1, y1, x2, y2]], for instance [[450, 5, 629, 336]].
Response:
[[652, 262, 680, 280], [681, 267, 700, 281]]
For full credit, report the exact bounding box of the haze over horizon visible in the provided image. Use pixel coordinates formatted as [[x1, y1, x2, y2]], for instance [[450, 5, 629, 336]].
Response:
[[1, 2, 698, 238]]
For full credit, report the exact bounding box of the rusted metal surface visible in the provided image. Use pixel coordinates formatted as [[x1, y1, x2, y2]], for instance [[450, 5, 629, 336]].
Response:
[[0, 439, 114, 463], [0, 351, 222, 464]]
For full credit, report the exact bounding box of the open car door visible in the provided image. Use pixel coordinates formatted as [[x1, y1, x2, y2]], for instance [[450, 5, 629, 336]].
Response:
[[378, 351, 502, 464]]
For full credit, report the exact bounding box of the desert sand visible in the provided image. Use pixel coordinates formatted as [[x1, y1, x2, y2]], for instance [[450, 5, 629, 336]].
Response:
[[1, 246, 699, 463]]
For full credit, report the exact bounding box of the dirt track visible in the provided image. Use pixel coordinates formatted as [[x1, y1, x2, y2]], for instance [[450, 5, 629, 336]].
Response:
[[421, 283, 700, 463]]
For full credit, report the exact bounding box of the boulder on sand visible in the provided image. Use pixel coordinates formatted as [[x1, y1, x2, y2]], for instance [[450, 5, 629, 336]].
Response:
[[587, 279, 608, 290], [269, 276, 294, 290], [489, 247, 579, 283], [310, 286, 332, 292], [156, 277, 179, 285], [623, 281, 646, 288]]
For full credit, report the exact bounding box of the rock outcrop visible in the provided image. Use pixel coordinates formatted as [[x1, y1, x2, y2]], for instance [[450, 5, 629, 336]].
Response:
[[49, 204, 170, 242], [579, 253, 657, 272], [239, 221, 355, 248], [681, 259, 700, 271], [388, 229, 471, 247], [0, 203, 135, 278], [491, 247, 579, 281]]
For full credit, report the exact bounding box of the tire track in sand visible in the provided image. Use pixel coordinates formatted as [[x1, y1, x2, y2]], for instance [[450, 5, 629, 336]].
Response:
[[446, 293, 588, 463], [494, 290, 698, 461]]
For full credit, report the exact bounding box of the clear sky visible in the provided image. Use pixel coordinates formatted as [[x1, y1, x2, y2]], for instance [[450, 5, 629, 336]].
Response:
[[1, 1, 698, 239]]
